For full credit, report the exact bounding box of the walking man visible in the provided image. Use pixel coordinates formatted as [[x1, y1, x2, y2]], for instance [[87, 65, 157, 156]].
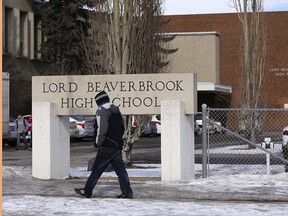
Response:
[[15, 114, 29, 150], [75, 91, 133, 199]]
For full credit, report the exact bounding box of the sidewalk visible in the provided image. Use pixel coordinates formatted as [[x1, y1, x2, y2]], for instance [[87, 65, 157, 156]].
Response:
[[3, 165, 288, 202]]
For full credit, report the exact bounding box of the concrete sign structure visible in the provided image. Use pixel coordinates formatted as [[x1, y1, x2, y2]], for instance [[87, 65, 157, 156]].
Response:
[[32, 73, 197, 115], [32, 73, 197, 181], [161, 101, 195, 181]]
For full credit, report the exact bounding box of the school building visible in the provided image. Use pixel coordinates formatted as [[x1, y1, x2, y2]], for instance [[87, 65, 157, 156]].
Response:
[[2, 0, 288, 112], [161, 12, 288, 110]]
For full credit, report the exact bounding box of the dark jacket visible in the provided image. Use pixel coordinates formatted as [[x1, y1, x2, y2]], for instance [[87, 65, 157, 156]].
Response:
[[94, 102, 124, 149]]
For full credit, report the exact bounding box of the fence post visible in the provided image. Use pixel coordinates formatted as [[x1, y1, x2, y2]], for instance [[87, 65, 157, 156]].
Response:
[[202, 104, 208, 178], [266, 153, 271, 175]]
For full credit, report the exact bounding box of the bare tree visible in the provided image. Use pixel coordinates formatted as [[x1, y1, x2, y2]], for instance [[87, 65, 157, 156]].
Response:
[[82, 0, 174, 75], [232, 0, 267, 142], [82, 0, 176, 165]]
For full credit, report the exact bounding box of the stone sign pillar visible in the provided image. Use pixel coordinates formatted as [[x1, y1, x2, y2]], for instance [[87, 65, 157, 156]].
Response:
[[32, 102, 70, 179], [32, 73, 197, 180], [161, 100, 195, 181]]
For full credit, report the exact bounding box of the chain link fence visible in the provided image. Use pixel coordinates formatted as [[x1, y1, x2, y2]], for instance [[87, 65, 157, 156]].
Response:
[[200, 106, 288, 177]]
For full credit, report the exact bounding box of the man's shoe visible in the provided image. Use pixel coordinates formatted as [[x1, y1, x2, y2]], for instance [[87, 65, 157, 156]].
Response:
[[116, 193, 133, 199], [27, 148, 32, 151], [74, 188, 87, 197], [15, 147, 20, 151]]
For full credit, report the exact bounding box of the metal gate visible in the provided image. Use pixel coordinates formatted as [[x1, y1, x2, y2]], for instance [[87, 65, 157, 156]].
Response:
[[201, 104, 288, 178]]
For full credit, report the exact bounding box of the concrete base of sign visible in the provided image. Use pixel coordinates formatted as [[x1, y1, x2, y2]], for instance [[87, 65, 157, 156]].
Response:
[[32, 102, 70, 179], [161, 100, 195, 181]]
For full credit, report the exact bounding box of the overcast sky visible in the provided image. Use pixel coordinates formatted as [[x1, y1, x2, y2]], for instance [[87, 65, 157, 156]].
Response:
[[163, 0, 288, 15]]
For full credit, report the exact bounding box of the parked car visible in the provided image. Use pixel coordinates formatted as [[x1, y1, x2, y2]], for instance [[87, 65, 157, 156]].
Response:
[[131, 115, 137, 133], [194, 120, 200, 135], [144, 124, 157, 136], [282, 125, 288, 148], [144, 114, 201, 136], [144, 115, 161, 136], [152, 115, 161, 134], [69, 116, 94, 139], [9, 117, 17, 139], [7, 115, 80, 146], [22, 115, 32, 142], [195, 113, 222, 134], [24, 114, 82, 141], [69, 121, 79, 139]]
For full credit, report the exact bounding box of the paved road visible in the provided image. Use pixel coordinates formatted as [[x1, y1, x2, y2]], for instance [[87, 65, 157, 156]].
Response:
[[4, 134, 285, 168], [2, 136, 163, 167]]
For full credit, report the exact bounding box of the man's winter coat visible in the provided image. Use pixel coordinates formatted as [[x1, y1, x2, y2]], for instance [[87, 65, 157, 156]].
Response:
[[94, 102, 124, 149]]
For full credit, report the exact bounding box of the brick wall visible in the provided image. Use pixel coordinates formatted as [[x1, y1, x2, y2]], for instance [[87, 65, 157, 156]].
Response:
[[161, 12, 288, 108]]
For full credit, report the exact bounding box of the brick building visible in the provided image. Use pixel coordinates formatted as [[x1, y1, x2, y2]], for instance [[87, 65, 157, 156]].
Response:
[[161, 12, 288, 109], [3, 0, 288, 113]]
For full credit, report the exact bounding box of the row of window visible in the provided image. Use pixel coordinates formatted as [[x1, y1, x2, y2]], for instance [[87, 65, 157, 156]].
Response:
[[3, 7, 44, 59]]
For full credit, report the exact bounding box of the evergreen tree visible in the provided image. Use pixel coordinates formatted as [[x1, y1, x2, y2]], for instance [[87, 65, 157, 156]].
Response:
[[36, 0, 90, 75]]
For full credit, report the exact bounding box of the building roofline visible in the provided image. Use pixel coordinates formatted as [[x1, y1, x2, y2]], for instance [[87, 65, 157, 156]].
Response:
[[162, 11, 288, 17], [197, 82, 232, 93], [164, 32, 220, 36]]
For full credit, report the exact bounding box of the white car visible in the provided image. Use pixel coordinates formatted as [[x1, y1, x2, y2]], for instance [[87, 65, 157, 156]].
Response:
[[151, 115, 161, 134], [69, 116, 94, 139], [283, 126, 288, 147], [69, 121, 79, 139], [144, 114, 200, 136], [195, 113, 222, 134]]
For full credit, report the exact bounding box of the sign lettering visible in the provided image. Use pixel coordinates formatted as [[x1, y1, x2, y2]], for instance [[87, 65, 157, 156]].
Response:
[[32, 73, 197, 115]]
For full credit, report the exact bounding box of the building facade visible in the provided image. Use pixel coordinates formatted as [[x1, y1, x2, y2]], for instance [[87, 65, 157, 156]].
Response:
[[162, 12, 288, 109], [164, 31, 231, 110], [2, 0, 43, 59], [3, 1, 288, 112]]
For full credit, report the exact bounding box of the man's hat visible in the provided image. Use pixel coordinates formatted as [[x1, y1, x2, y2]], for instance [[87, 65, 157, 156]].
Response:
[[95, 91, 110, 106]]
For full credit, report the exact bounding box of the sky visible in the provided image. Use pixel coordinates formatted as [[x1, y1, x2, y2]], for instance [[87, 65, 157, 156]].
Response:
[[164, 0, 288, 15]]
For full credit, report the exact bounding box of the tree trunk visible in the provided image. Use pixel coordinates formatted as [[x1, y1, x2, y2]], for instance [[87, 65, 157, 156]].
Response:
[[122, 142, 133, 167], [113, 0, 122, 74], [233, 0, 267, 145], [82, 0, 176, 165]]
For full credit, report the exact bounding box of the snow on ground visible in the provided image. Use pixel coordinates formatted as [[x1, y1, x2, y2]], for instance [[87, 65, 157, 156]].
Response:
[[3, 164, 288, 215], [3, 195, 288, 216], [70, 163, 162, 178], [3, 163, 287, 180], [69, 163, 286, 179], [195, 144, 284, 155]]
